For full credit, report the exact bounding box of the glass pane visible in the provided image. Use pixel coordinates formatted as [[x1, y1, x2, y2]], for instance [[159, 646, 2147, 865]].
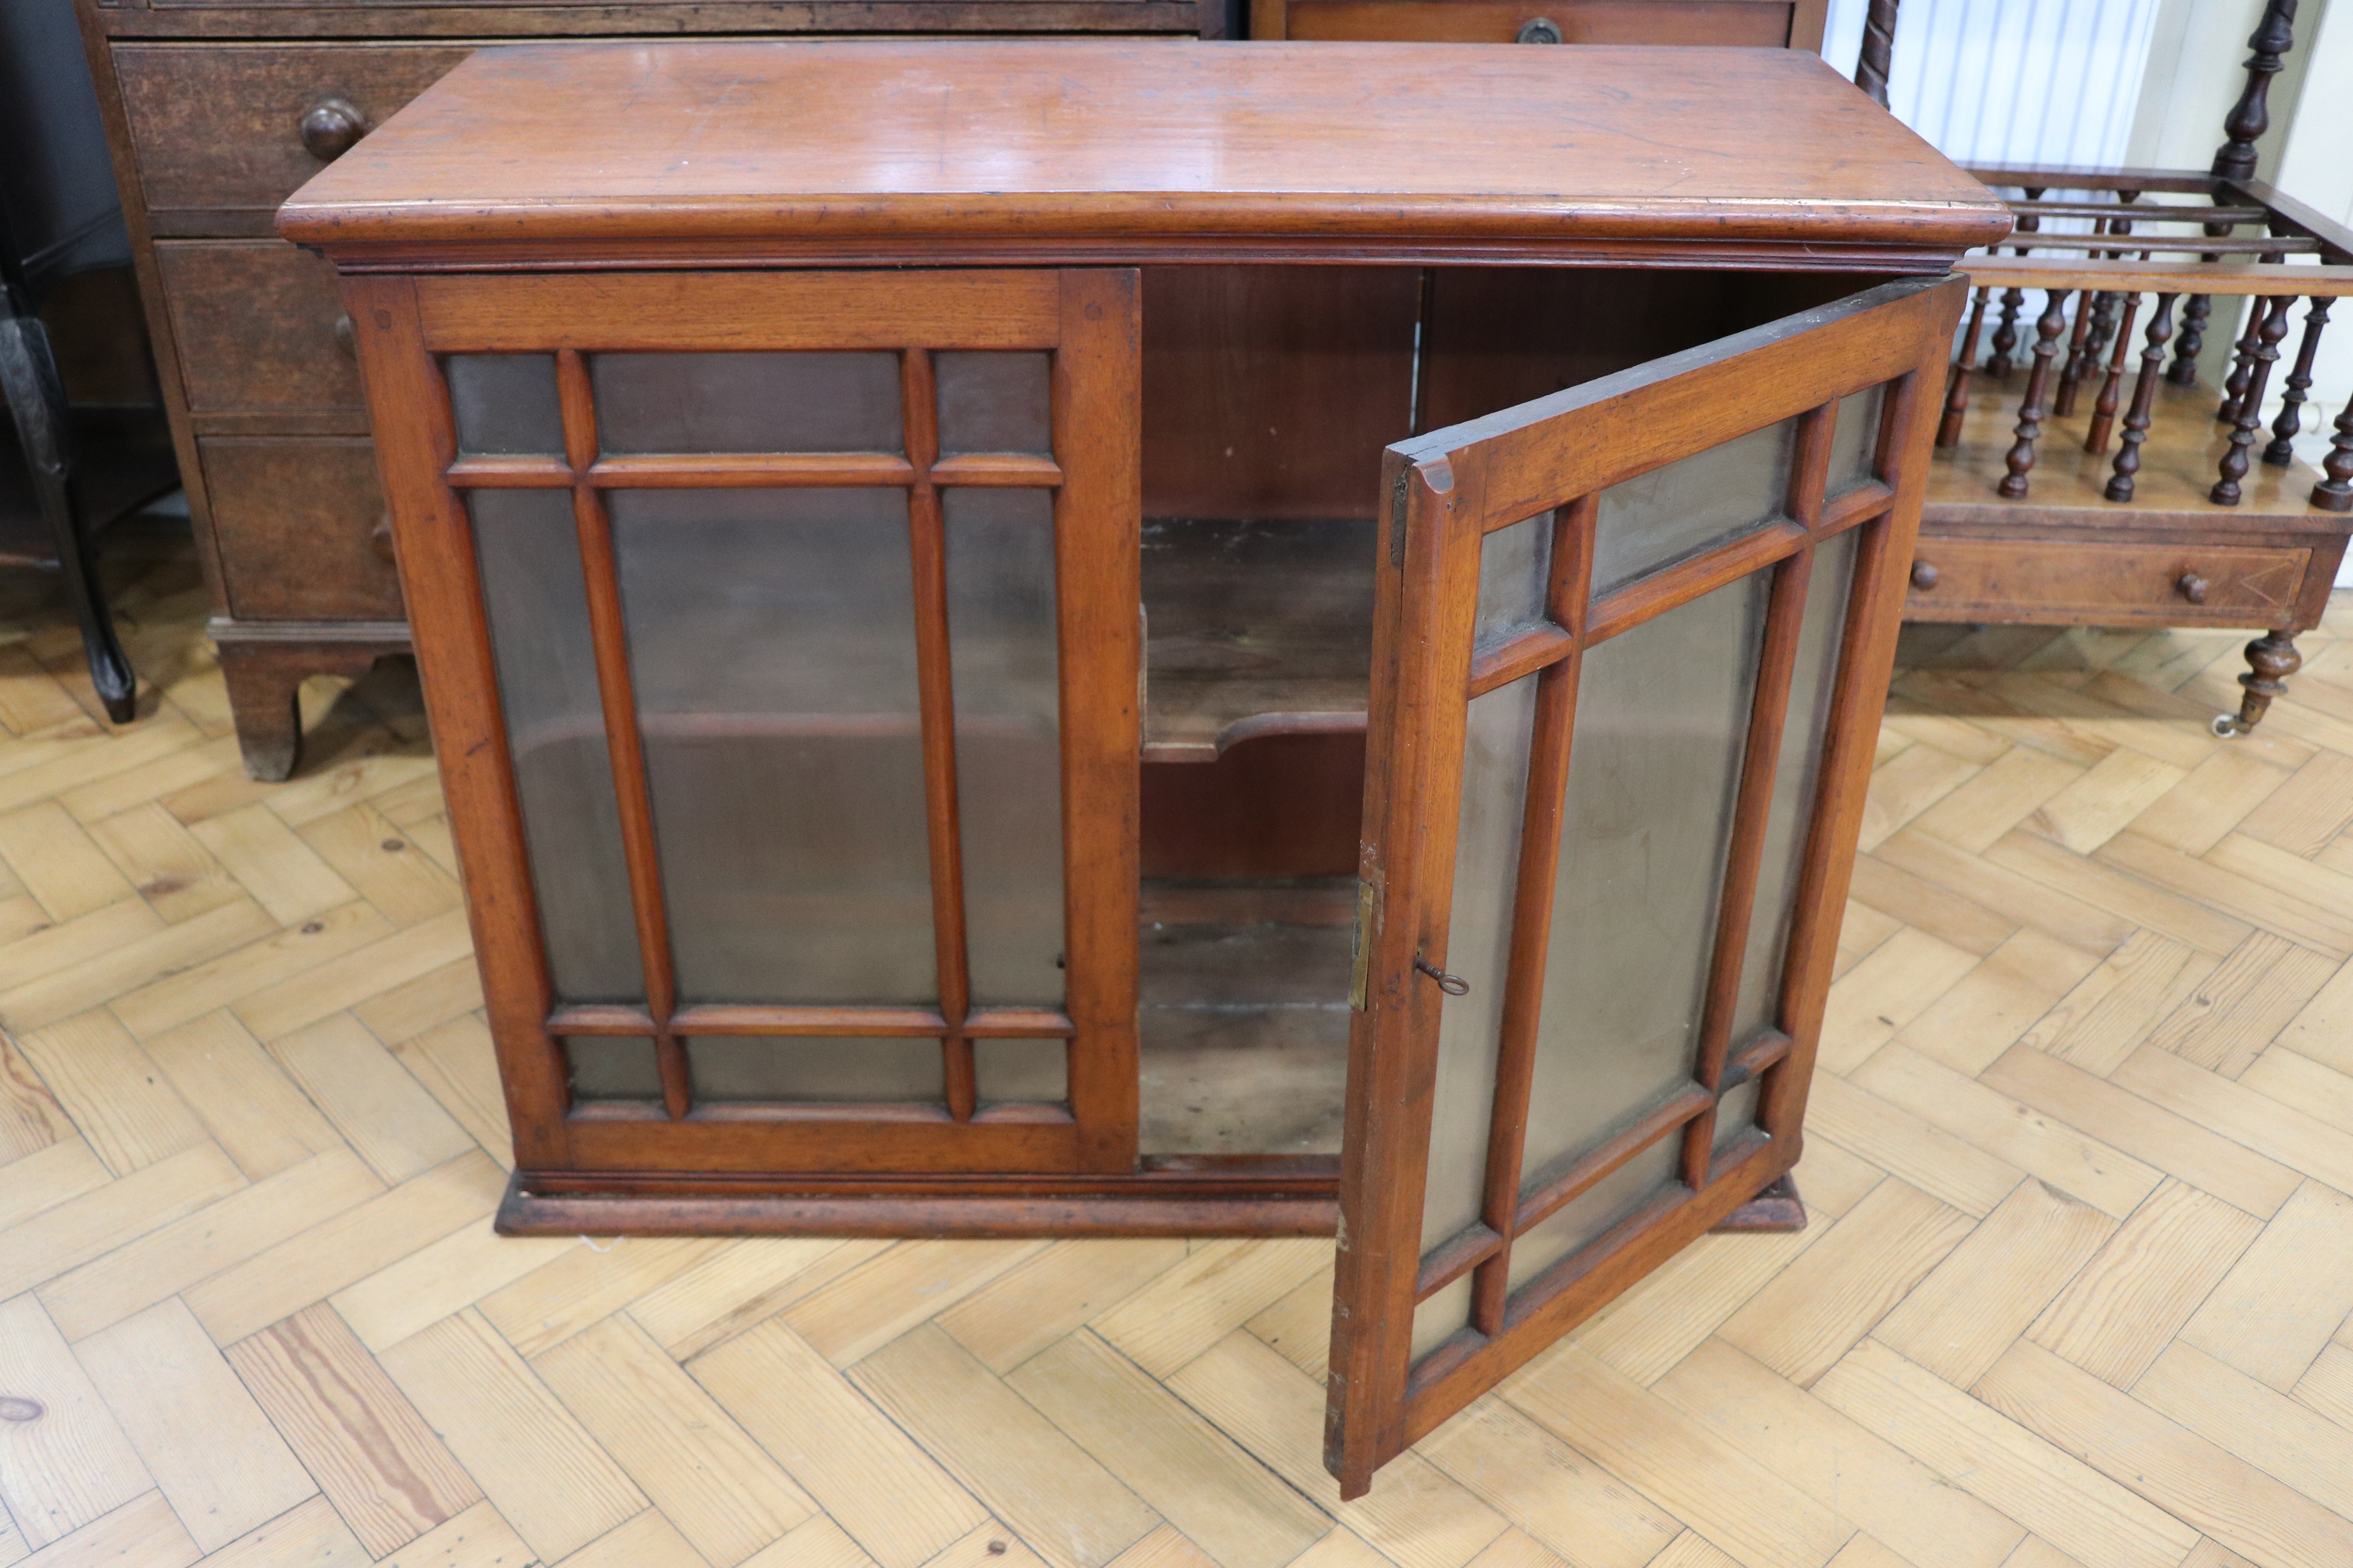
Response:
[[1474, 512, 1554, 651], [612, 488, 934, 1005], [566, 1036, 661, 1103], [592, 352, 903, 454], [1591, 419, 1796, 596], [1505, 1136, 1684, 1292], [945, 490, 1064, 1007], [686, 1036, 944, 1103], [1518, 569, 1769, 1190], [471, 489, 643, 1003], [448, 355, 562, 456], [1412, 1275, 1473, 1360], [1419, 677, 1539, 1263], [1730, 527, 1858, 1048], [1827, 385, 1888, 498], [1139, 916, 1351, 1155], [937, 352, 1051, 455], [975, 1038, 1067, 1104], [1712, 1077, 1762, 1153]]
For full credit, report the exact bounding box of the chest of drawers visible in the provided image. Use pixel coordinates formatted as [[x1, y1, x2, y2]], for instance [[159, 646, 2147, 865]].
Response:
[[74, 0, 1218, 779]]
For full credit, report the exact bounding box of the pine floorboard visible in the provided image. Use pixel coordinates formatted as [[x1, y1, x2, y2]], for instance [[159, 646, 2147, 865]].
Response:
[[2, 526, 2351, 1568]]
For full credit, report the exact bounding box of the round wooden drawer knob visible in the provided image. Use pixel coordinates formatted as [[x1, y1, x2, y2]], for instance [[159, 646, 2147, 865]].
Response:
[[299, 98, 371, 163], [1517, 16, 1564, 42], [371, 514, 397, 565], [1910, 560, 1939, 590], [334, 314, 355, 356], [2177, 571, 2209, 604]]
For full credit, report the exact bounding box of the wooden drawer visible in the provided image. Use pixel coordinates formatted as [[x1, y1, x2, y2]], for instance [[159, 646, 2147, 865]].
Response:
[[115, 43, 472, 222], [1271, 0, 1805, 44], [156, 241, 363, 425], [203, 438, 402, 621], [1905, 538, 2314, 625]]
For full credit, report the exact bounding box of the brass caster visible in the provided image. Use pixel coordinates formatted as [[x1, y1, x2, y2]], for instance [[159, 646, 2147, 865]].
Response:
[[2212, 713, 2248, 739]]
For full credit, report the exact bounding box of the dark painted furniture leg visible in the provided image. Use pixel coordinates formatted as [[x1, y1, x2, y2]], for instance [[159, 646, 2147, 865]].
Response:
[[0, 310, 136, 723]]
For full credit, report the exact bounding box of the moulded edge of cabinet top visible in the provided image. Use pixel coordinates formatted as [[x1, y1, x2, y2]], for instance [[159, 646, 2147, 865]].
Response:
[[275, 39, 2013, 262]]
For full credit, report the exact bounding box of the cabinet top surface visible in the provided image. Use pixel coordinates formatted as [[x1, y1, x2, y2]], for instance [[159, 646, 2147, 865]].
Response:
[[278, 40, 2011, 262]]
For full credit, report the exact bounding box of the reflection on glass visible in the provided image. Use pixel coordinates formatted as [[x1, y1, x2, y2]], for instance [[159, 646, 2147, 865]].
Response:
[[1518, 570, 1768, 1190], [686, 1036, 944, 1103], [1827, 385, 1888, 498], [592, 353, 903, 453], [566, 1036, 661, 1102], [1420, 678, 1539, 1265], [1505, 1136, 1683, 1292], [471, 489, 643, 1003], [1712, 1077, 1762, 1153], [448, 355, 563, 455], [612, 488, 934, 1005], [1592, 419, 1795, 595], [937, 352, 1051, 455], [1412, 1274, 1474, 1360], [975, 1039, 1068, 1104], [1474, 512, 1554, 651], [1730, 528, 1858, 1047], [945, 490, 1064, 1007]]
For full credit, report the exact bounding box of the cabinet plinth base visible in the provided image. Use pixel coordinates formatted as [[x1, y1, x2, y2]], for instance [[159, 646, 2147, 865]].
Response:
[[1709, 1174, 1807, 1232], [496, 1168, 1339, 1238]]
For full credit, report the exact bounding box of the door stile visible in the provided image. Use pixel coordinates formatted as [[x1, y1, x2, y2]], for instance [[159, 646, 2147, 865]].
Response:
[[342, 273, 570, 1167], [1676, 398, 1836, 1185], [1327, 449, 1482, 1497], [898, 346, 979, 1122], [1052, 269, 1144, 1173], [1468, 492, 1597, 1336], [554, 348, 691, 1120], [1762, 365, 1938, 1146]]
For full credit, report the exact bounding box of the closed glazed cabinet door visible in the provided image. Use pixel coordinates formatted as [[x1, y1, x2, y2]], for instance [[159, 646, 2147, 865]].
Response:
[[344, 268, 1145, 1182]]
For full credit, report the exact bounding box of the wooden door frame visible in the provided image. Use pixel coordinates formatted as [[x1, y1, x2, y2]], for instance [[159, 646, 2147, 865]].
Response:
[[344, 267, 1149, 1194], [1325, 273, 1967, 1495]]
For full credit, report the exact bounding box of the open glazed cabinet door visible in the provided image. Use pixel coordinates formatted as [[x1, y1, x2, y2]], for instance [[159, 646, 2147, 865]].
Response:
[[1325, 273, 1967, 1495]]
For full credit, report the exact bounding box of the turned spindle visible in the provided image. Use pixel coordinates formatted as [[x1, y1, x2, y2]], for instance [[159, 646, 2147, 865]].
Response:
[[2054, 291, 2098, 417], [2212, 295, 2292, 505], [1940, 286, 1992, 448], [1855, 0, 1898, 107], [2107, 293, 2176, 502], [2084, 292, 2142, 455], [2220, 296, 2264, 423], [1989, 193, 2042, 378], [2169, 293, 2211, 386], [2313, 398, 2353, 512], [2000, 289, 2070, 499], [2212, 0, 2300, 183], [2264, 297, 2331, 465]]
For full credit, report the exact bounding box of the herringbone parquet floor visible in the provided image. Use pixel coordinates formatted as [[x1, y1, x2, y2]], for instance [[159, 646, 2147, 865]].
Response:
[[5, 521, 2353, 1568]]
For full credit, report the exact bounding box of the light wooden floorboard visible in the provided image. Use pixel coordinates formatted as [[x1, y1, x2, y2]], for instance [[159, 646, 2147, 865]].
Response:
[[4, 550, 2352, 1568]]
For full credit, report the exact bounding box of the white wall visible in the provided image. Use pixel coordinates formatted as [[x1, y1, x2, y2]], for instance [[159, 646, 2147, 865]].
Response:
[[1824, 0, 2351, 579], [1823, 0, 2161, 166]]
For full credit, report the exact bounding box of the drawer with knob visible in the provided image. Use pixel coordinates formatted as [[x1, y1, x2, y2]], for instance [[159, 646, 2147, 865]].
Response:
[[112, 43, 473, 233], [202, 438, 402, 622], [1265, 0, 1811, 44], [155, 240, 365, 432], [1904, 537, 2315, 625]]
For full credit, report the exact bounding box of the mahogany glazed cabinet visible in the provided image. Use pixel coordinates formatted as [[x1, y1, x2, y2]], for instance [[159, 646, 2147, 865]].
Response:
[[281, 39, 2009, 1492]]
